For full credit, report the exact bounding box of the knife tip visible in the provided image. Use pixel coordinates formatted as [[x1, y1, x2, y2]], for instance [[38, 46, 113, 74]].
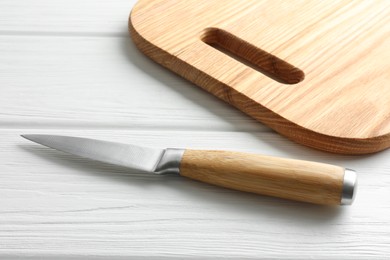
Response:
[[21, 134, 36, 141]]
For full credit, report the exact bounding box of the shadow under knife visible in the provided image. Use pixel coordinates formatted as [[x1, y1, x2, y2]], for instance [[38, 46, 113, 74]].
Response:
[[20, 143, 346, 225]]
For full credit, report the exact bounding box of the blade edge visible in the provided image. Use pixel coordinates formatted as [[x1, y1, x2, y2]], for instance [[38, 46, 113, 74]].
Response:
[[22, 134, 165, 173]]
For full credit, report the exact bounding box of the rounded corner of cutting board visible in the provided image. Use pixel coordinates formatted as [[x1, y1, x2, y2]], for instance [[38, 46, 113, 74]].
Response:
[[128, 0, 174, 65], [284, 125, 390, 155], [128, 2, 143, 43]]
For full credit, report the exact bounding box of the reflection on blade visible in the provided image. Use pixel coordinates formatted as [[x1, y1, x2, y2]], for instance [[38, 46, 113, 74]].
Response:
[[22, 135, 164, 173]]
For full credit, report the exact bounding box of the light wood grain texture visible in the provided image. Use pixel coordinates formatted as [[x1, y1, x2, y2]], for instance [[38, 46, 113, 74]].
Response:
[[1, 0, 390, 258], [130, 0, 390, 154], [180, 150, 345, 205]]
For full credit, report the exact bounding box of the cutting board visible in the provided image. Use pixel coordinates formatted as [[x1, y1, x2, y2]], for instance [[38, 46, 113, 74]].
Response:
[[129, 0, 390, 154]]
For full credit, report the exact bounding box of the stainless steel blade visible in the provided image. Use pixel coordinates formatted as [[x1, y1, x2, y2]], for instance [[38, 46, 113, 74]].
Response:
[[22, 135, 184, 174]]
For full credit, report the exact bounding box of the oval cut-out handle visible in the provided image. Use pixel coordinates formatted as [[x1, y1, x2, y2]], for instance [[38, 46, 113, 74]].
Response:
[[201, 28, 305, 84]]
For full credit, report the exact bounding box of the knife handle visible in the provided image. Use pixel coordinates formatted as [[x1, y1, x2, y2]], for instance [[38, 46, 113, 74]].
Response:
[[179, 150, 356, 205]]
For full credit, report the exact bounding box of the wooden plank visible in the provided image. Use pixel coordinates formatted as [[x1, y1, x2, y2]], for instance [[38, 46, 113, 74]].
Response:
[[1, 129, 390, 259], [0, 35, 266, 132], [0, 0, 136, 36]]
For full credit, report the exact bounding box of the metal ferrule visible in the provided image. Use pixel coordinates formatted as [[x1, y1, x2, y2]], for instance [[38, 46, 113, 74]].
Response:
[[341, 168, 357, 205], [154, 148, 185, 174]]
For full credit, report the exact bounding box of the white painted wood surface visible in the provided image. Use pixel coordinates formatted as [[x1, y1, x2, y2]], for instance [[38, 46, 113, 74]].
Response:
[[0, 1, 389, 259]]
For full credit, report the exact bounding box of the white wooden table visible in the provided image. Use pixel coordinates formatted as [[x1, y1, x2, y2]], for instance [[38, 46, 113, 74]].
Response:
[[1, 1, 390, 259]]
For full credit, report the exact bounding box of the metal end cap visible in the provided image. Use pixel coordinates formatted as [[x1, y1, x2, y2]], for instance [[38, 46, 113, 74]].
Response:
[[340, 169, 357, 205]]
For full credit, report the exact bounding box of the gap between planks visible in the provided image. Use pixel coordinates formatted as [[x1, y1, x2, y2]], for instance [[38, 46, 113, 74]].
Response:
[[0, 123, 273, 133], [0, 30, 128, 38]]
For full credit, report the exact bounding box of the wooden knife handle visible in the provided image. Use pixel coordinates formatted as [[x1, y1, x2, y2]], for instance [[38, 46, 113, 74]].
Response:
[[179, 150, 356, 205]]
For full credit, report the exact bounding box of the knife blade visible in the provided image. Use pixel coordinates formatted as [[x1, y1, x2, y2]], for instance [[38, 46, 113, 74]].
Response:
[[22, 134, 356, 206]]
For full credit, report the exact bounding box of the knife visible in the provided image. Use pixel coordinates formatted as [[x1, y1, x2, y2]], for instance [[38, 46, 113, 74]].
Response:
[[21, 134, 356, 205]]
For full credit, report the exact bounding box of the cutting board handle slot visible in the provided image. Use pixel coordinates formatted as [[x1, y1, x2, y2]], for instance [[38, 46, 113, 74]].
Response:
[[201, 27, 304, 84]]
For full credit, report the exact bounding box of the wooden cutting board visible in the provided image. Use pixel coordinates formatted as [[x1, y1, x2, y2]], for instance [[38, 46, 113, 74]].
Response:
[[129, 0, 390, 154]]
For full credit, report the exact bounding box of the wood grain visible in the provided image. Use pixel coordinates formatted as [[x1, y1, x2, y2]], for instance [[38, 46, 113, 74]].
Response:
[[130, 0, 390, 154], [1, 0, 390, 258], [180, 150, 345, 205]]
